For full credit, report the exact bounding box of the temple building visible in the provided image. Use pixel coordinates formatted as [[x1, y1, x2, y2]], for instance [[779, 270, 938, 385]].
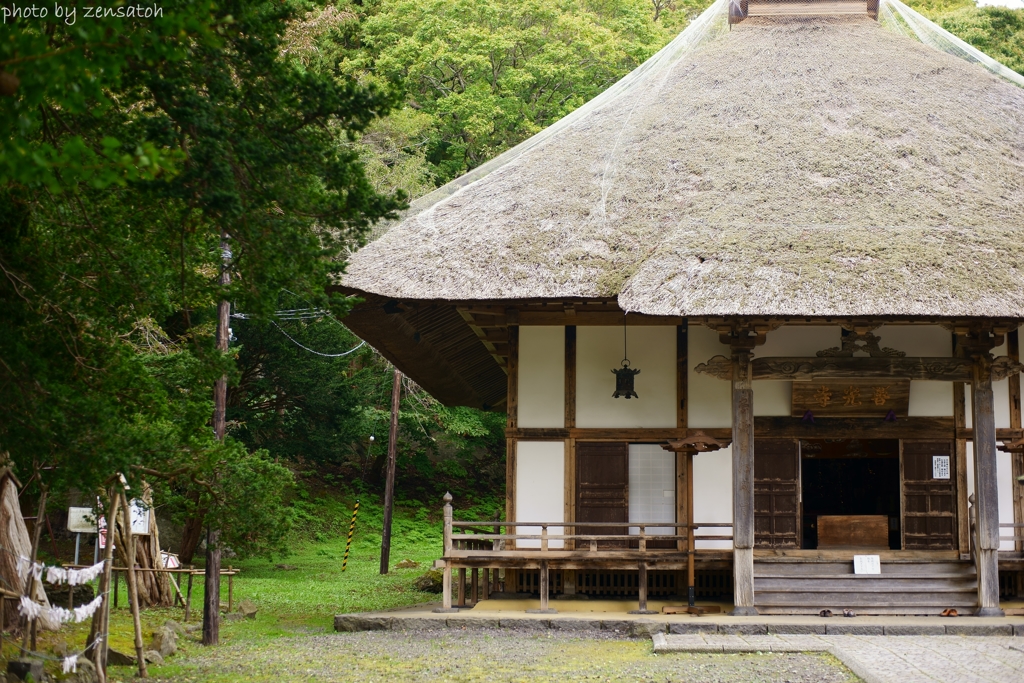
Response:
[[338, 1, 1024, 615]]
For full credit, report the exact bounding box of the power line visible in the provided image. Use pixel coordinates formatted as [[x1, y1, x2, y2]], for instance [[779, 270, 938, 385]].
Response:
[[268, 320, 366, 358]]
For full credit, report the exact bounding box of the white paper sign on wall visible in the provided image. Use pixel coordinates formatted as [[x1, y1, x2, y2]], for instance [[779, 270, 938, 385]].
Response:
[[67, 507, 99, 534], [853, 555, 881, 575], [932, 455, 950, 480], [130, 499, 151, 535]]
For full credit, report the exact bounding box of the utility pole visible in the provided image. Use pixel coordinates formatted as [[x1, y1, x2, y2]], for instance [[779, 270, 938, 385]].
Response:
[[380, 369, 401, 574], [204, 230, 230, 646]]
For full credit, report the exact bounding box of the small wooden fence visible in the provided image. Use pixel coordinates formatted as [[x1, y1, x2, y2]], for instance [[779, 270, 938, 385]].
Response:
[[435, 493, 733, 612]]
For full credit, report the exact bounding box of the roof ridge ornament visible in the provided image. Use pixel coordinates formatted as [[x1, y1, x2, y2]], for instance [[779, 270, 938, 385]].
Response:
[[817, 329, 905, 359]]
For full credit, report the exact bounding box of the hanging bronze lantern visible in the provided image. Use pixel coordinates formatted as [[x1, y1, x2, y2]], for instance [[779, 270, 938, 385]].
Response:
[[612, 317, 639, 399], [612, 360, 640, 399]]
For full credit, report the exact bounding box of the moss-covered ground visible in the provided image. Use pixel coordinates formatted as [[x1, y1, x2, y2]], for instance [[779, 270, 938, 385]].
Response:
[[0, 496, 857, 682]]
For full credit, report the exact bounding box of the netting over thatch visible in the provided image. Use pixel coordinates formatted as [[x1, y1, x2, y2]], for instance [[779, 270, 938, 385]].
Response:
[[343, 10, 1024, 318]]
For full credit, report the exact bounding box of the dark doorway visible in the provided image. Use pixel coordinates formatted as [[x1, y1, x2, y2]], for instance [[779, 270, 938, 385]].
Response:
[[576, 442, 628, 549], [800, 439, 901, 550]]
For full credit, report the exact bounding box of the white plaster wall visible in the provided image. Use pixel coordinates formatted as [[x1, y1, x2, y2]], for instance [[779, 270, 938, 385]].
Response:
[[576, 326, 676, 428], [908, 382, 953, 417], [875, 325, 952, 357], [756, 326, 841, 358], [515, 441, 564, 548], [688, 325, 732, 428], [751, 326, 842, 417], [628, 444, 676, 535], [874, 325, 954, 417], [692, 448, 733, 549], [518, 326, 565, 428], [965, 443, 1015, 551]]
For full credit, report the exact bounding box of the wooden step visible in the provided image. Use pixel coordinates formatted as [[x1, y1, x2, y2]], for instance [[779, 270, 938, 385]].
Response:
[[754, 562, 975, 577], [755, 577, 976, 592], [754, 591, 978, 607], [759, 606, 978, 615]]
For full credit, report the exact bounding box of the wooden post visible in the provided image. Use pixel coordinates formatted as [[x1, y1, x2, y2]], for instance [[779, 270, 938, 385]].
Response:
[[203, 525, 222, 646], [204, 229, 231, 647], [971, 351, 1003, 616], [637, 562, 649, 613], [184, 565, 194, 622], [228, 566, 234, 613], [506, 322, 519, 569], [22, 487, 47, 652], [687, 453, 696, 607], [113, 571, 119, 608], [121, 492, 147, 678], [1008, 330, 1023, 554], [435, 493, 457, 613], [90, 491, 121, 683], [457, 567, 468, 606], [539, 561, 549, 612], [731, 348, 758, 615], [471, 568, 479, 605], [482, 568, 490, 601], [380, 368, 402, 575], [954, 379, 971, 557]]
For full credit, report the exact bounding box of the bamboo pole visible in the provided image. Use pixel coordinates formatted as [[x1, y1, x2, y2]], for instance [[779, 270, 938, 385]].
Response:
[[91, 491, 122, 683], [121, 491, 147, 677]]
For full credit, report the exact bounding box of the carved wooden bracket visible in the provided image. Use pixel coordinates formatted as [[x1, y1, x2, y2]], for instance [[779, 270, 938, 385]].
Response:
[[695, 355, 733, 380], [817, 330, 905, 359], [997, 438, 1024, 454], [991, 356, 1024, 383], [663, 430, 732, 454]]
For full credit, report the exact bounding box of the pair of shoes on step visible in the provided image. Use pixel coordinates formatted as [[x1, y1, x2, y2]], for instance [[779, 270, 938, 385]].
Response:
[[940, 608, 959, 617], [818, 609, 856, 618]]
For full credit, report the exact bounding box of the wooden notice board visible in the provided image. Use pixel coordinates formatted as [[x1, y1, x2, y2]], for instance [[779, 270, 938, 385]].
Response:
[[817, 515, 889, 550]]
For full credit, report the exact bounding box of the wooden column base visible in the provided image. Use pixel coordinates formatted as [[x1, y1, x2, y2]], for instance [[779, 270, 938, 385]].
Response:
[[434, 564, 459, 613], [976, 548, 1004, 616], [629, 562, 658, 615], [731, 547, 758, 616], [527, 561, 557, 614]]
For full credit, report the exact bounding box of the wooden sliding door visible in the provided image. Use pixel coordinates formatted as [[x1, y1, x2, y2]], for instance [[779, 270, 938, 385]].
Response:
[[754, 439, 800, 548], [576, 442, 628, 548], [902, 441, 956, 550]]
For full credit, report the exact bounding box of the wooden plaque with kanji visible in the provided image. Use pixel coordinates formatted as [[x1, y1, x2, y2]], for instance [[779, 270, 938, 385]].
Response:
[[791, 379, 910, 418]]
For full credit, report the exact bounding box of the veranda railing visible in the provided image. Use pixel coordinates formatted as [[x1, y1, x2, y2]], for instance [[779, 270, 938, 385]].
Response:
[[435, 493, 733, 613]]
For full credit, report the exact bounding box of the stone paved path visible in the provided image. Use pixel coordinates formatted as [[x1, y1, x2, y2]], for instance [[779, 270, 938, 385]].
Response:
[[655, 633, 1024, 683]]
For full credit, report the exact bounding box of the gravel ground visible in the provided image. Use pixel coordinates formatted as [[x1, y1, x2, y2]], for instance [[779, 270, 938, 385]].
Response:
[[129, 629, 860, 683]]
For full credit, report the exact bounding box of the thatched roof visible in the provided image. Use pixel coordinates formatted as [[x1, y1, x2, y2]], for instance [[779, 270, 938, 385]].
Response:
[[343, 15, 1024, 318]]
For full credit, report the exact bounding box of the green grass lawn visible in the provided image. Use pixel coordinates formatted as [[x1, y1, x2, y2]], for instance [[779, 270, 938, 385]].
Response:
[[3, 497, 453, 680]]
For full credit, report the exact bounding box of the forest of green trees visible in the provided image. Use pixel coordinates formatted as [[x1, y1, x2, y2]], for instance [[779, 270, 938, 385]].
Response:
[[2, 0, 1022, 568]]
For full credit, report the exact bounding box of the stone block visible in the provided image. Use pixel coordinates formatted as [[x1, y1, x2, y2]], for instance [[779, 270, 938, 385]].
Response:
[[600, 619, 632, 633], [448, 617, 500, 630], [825, 624, 883, 635], [944, 624, 1013, 636], [767, 623, 826, 635], [669, 622, 718, 635], [149, 626, 178, 657], [143, 651, 164, 666], [392, 617, 447, 631], [105, 649, 135, 666], [549, 618, 601, 631], [718, 623, 768, 635], [1014, 623, 1024, 637], [238, 599, 258, 619], [6, 660, 43, 682], [333, 614, 392, 632], [499, 617, 550, 629], [882, 624, 946, 636], [630, 620, 668, 637], [163, 620, 186, 637]]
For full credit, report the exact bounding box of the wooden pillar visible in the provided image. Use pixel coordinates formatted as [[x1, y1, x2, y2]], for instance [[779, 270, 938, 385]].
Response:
[[506, 321, 519, 572], [954, 381, 971, 558], [637, 563, 649, 613], [457, 568, 466, 607], [970, 348, 1003, 616], [539, 561, 550, 612], [471, 568, 479, 605], [731, 348, 757, 615], [1008, 330, 1023, 554], [483, 568, 490, 600], [677, 325, 690, 603], [435, 493, 458, 612]]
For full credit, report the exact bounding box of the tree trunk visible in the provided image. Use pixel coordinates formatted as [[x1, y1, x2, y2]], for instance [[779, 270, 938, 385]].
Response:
[[202, 527, 220, 646], [0, 476, 58, 630], [114, 484, 172, 607], [177, 493, 206, 565]]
